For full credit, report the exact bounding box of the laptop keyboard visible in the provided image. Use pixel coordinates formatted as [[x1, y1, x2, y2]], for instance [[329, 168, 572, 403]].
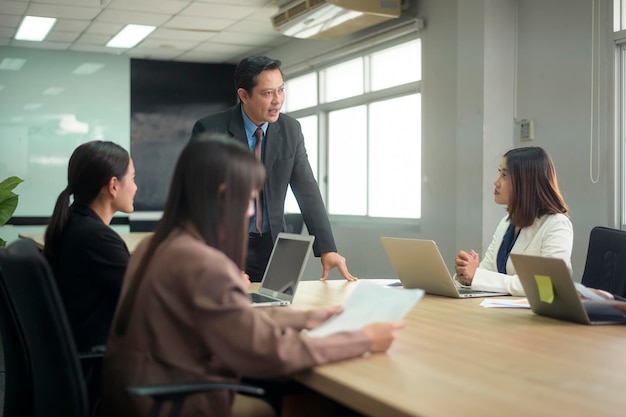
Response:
[[250, 292, 279, 304]]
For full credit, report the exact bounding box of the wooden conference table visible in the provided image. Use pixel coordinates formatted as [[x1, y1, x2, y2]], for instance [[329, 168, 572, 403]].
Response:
[[18, 232, 626, 416], [287, 279, 626, 417]]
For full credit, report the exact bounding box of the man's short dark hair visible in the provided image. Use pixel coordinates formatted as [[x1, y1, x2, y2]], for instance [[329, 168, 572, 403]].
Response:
[[234, 55, 284, 94]]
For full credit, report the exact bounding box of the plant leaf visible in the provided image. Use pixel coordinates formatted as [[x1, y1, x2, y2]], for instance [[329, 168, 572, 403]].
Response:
[[0, 193, 18, 226], [0, 237, 6, 249], [0, 176, 24, 194]]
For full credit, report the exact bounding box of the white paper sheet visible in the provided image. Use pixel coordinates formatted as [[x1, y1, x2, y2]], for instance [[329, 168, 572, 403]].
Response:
[[307, 281, 424, 338], [480, 298, 530, 309]]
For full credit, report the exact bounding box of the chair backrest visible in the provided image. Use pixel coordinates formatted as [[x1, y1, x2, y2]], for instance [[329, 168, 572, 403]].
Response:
[[581, 226, 626, 298], [0, 238, 89, 417], [0, 256, 34, 417]]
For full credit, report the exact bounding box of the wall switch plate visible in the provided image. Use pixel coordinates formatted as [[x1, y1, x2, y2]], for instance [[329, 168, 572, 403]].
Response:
[[520, 119, 534, 141]]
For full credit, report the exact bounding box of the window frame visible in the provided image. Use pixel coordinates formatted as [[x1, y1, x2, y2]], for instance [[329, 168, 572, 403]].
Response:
[[283, 35, 422, 225]]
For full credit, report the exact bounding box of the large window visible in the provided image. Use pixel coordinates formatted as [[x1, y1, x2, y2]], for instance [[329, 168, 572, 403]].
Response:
[[284, 38, 421, 219]]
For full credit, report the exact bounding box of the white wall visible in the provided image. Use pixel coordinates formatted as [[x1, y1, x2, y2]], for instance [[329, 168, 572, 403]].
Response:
[[515, 0, 614, 278], [268, 0, 615, 280]]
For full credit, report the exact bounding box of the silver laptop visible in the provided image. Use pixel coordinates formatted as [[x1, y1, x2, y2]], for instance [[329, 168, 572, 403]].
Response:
[[510, 253, 626, 325], [249, 233, 314, 307], [380, 237, 508, 298]]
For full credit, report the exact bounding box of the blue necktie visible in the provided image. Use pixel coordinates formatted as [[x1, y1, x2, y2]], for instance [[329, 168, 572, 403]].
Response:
[[254, 128, 263, 234], [497, 223, 519, 274]]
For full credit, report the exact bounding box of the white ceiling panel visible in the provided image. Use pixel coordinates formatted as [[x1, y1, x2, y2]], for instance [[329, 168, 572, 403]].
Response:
[[195, 0, 272, 5], [126, 47, 185, 61], [138, 38, 200, 50], [27, 3, 102, 20], [84, 22, 124, 35], [13, 40, 70, 50], [0, 14, 22, 28], [95, 10, 172, 26], [164, 15, 235, 31], [2, 1, 29, 15], [210, 31, 279, 46], [180, 3, 257, 19], [46, 31, 80, 43], [75, 33, 111, 46], [193, 41, 251, 54], [32, 0, 104, 6], [149, 27, 215, 42], [0, 28, 15, 37], [248, 5, 280, 21], [53, 19, 91, 32], [0, 0, 295, 63], [68, 44, 116, 54], [227, 18, 275, 34], [107, 0, 190, 14]]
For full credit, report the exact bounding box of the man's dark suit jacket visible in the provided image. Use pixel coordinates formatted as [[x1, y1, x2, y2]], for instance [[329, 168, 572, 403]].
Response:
[[191, 103, 337, 256], [51, 202, 129, 351]]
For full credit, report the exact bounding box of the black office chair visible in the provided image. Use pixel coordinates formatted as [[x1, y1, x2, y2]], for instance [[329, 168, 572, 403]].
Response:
[[0, 238, 264, 417], [581, 226, 626, 298], [0, 256, 33, 417]]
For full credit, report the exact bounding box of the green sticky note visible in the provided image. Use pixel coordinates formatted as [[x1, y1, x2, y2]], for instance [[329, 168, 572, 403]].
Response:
[[534, 274, 554, 303]]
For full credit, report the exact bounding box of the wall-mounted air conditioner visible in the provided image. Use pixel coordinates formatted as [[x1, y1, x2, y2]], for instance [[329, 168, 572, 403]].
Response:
[[272, 0, 401, 40]]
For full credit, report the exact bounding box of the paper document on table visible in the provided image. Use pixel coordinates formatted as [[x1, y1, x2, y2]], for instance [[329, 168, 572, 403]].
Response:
[[307, 281, 424, 338], [480, 298, 530, 309]]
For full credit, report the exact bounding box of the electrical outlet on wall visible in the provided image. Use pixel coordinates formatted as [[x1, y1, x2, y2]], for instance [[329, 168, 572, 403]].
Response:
[[520, 119, 534, 141]]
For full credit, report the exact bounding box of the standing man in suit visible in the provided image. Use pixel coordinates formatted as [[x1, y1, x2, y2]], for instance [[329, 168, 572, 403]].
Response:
[[191, 55, 357, 282]]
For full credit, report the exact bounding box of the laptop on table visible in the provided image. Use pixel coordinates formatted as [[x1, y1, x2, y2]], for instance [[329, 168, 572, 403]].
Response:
[[510, 253, 626, 325], [249, 233, 315, 307], [380, 237, 508, 298]]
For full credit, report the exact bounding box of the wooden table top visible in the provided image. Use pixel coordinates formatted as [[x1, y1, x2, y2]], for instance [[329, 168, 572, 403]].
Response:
[[290, 279, 626, 417]]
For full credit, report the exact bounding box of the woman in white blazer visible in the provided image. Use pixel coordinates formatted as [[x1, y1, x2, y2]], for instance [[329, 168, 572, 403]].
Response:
[[454, 147, 572, 296]]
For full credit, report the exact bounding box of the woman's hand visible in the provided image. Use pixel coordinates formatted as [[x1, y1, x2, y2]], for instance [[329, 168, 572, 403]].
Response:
[[454, 250, 479, 285], [304, 306, 344, 330], [578, 288, 614, 300], [362, 322, 406, 353], [241, 271, 251, 291]]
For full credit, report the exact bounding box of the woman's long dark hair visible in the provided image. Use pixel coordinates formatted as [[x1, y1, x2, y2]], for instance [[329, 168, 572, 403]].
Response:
[[43, 140, 129, 265], [505, 146, 568, 228], [114, 134, 265, 335]]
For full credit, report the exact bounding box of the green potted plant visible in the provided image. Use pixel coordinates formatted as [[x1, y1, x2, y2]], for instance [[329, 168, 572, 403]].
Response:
[[0, 176, 24, 248]]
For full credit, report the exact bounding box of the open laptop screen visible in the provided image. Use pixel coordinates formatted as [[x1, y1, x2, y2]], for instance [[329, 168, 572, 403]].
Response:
[[260, 234, 313, 296]]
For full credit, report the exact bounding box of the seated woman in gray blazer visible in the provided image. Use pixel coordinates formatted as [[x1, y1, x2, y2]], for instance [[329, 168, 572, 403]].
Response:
[[101, 134, 404, 417], [454, 147, 572, 296]]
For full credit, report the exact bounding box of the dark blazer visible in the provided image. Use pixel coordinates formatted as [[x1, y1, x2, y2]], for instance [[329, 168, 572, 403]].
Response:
[[192, 104, 336, 256], [51, 202, 129, 351]]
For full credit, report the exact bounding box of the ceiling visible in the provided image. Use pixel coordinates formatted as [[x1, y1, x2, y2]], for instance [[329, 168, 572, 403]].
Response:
[[0, 0, 295, 63]]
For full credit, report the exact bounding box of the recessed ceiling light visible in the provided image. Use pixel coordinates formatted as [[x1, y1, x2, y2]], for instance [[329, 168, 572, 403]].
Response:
[[106, 24, 156, 48], [72, 63, 105, 75], [15, 16, 57, 41], [0, 58, 26, 71]]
